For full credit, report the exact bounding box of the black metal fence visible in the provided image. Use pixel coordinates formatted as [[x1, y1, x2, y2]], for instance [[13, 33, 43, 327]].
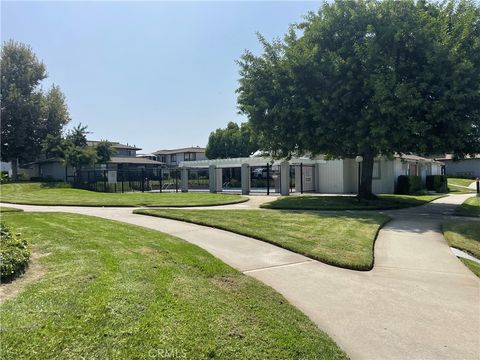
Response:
[[73, 168, 181, 193]]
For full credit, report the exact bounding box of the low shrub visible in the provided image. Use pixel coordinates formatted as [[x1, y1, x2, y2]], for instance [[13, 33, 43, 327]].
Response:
[[396, 175, 423, 194], [426, 175, 448, 193], [0, 172, 11, 183], [1, 223, 31, 282]]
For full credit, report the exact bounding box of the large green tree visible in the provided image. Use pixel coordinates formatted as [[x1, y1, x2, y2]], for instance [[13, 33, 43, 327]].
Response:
[[206, 122, 259, 159], [237, 0, 480, 198], [1, 40, 70, 180]]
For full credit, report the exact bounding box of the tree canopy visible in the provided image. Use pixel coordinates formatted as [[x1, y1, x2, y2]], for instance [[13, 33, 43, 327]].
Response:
[[206, 122, 259, 159], [95, 140, 116, 164], [237, 0, 480, 197], [1, 40, 70, 179], [42, 124, 115, 171]]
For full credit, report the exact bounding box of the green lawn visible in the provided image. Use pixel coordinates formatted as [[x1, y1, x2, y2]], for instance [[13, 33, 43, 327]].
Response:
[[448, 178, 476, 194], [443, 221, 480, 259], [460, 259, 480, 278], [260, 194, 444, 211], [448, 178, 475, 187], [0, 206, 23, 213], [134, 209, 390, 270], [443, 220, 480, 278], [0, 182, 247, 207], [456, 197, 480, 217], [0, 212, 347, 359]]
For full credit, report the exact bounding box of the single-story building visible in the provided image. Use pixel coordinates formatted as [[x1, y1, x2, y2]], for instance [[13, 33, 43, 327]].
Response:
[[435, 154, 480, 178], [25, 141, 163, 181], [177, 154, 444, 195]]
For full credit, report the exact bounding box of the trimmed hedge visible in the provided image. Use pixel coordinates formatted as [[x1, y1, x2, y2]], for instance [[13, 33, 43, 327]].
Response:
[[426, 175, 448, 193], [1, 223, 31, 282], [397, 175, 423, 194]]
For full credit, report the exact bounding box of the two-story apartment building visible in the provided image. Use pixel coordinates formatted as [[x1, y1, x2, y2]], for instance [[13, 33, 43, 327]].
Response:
[[26, 141, 163, 181], [153, 147, 207, 167]]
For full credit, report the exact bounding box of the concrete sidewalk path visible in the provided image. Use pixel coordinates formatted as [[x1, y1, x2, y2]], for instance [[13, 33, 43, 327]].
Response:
[[1, 194, 479, 360]]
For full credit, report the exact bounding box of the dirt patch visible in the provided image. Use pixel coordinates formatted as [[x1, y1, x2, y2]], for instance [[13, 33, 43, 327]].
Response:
[[210, 275, 242, 291], [0, 250, 48, 303], [135, 246, 161, 256]]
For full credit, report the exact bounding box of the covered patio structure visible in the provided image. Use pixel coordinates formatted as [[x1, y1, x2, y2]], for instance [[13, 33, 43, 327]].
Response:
[[178, 157, 324, 195]]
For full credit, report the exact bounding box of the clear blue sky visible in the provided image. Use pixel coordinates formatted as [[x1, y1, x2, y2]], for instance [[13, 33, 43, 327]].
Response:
[[2, 1, 321, 153]]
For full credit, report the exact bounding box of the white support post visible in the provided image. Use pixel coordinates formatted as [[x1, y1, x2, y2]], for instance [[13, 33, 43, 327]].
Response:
[[181, 167, 188, 192], [280, 161, 290, 196], [215, 168, 223, 192], [241, 163, 250, 195], [209, 165, 217, 193]]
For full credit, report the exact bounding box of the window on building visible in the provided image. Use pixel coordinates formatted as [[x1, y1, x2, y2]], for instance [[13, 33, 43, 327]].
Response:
[[373, 161, 381, 179], [171, 154, 176, 163], [184, 152, 196, 161], [160, 155, 166, 163]]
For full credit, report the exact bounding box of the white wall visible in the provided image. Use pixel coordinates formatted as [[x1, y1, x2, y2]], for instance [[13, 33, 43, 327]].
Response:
[[317, 160, 345, 193], [444, 159, 480, 178], [371, 159, 395, 194]]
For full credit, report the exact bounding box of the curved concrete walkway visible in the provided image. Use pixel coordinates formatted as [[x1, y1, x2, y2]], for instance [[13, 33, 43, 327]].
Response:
[[1, 194, 479, 360]]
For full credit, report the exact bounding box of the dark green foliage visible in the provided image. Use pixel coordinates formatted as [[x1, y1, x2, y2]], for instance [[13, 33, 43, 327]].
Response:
[[95, 140, 115, 164], [1, 40, 70, 179], [0, 172, 11, 183], [42, 127, 114, 171], [397, 175, 423, 194], [206, 122, 259, 159], [426, 175, 448, 193], [237, 0, 480, 198], [0, 223, 30, 282]]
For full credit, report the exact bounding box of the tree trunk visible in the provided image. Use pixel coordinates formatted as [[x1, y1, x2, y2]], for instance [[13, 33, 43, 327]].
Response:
[[358, 152, 376, 199], [11, 158, 19, 182]]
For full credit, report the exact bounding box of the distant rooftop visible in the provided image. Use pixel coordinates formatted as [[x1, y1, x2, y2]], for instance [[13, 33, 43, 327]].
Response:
[[435, 154, 480, 161], [87, 140, 141, 151], [108, 156, 163, 165], [153, 146, 205, 155]]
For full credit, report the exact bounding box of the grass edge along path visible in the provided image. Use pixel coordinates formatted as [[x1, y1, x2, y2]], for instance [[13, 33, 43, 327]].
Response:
[[260, 194, 445, 211], [460, 259, 480, 278], [0, 182, 247, 207], [0, 206, 23, 213], [134, 209, 391, 271], [443, 221, 480, 259], [443, 220, 480, 278], [0, 212, 348, 359], [455, 196, 480, 217]]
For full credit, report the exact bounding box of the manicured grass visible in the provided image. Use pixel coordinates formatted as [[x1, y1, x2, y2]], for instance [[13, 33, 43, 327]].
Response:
[[460, 259, 480, 278], [0, 212, 347, 359], [260, 194, 444, 211], [0, 182, 247, 207], [448, 178, 476, 194], [134, 209, 390, 270], [443, 221, 480, 259], [448, 178, 475, 187], [448, 184, 476, 194], [0, 206, 23, 213], [456, 197, 480, 217]]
